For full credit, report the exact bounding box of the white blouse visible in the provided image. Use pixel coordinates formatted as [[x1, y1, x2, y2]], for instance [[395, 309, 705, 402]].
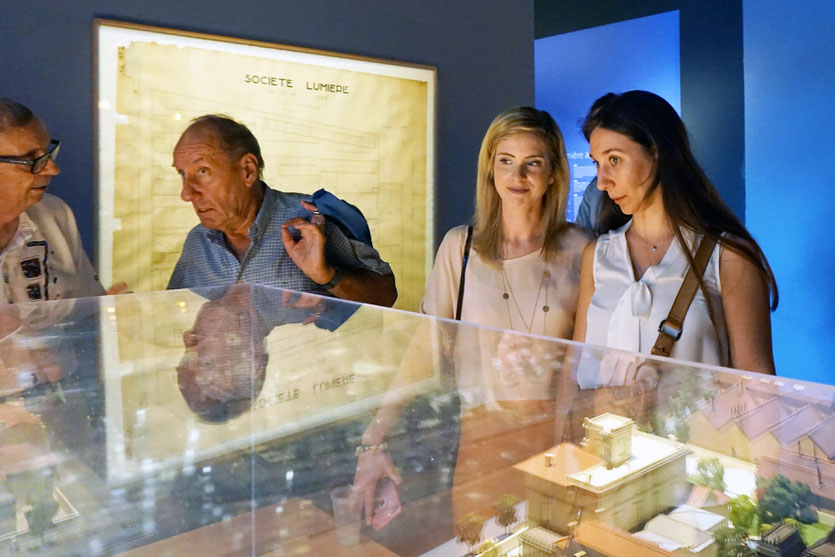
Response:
[[585, 220, 729, 367]]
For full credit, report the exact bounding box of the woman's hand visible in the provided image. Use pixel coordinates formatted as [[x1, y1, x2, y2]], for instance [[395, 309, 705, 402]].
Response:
[[353, 449, 402, 525]]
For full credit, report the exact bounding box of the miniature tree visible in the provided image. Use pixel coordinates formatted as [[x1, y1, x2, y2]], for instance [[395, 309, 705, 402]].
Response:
[[456, 512, 485, 555], [757, 474, 816, 524], [667, 388, 696, 419], [728, 495, 757, 532], [674, 419, 691, 443], [758, 475, 796, 523], [476, 538, 499, 557], [792, 481, 815, 523], [5, 467, 59, 545], [714, 526, 754, 557], [703, 390, 717, 410], [650, 411, 668, 437], [493, 494, 519, 537], [696, 457, 727, 492]]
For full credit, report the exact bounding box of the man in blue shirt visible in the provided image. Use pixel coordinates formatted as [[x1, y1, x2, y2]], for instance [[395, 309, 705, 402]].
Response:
[[574, 177, 602, 231], [167, 115, 397, 307]]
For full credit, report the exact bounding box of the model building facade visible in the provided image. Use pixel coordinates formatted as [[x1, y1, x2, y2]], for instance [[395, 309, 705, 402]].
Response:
[[514, 413, 690, 535]]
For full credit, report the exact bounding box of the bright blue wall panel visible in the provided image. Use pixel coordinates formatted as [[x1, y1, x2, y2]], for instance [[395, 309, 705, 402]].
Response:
[[535, 11, 680, 222], [743, 0, 835, 383]]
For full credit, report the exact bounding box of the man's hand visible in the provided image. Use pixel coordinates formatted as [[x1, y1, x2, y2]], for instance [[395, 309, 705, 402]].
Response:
[[281, 201, 397, 307], [280, 201, 334, 285]]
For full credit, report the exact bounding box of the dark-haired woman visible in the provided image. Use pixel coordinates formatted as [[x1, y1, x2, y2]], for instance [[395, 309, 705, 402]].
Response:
[[573, 90, 777, 374]]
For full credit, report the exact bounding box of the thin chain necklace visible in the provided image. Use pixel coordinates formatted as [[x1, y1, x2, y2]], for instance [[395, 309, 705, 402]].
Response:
[[500, 254, 550, 333], [629, 225, 673, 252]]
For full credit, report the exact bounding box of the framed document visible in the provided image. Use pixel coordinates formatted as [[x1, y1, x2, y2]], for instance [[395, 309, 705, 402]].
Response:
[[95, 20, 436, 310]]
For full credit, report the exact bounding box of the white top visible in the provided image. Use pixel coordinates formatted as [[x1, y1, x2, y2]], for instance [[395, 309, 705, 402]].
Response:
[[0, 194, 104, 306], [585, 220, 728, 367], [421, 224, 591, 409]]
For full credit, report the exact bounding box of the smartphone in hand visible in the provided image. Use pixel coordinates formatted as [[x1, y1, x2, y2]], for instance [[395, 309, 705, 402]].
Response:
[[371, 477, 401, 531]]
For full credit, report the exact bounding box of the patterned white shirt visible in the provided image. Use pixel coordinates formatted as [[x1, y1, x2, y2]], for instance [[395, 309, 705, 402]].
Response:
[[1, 194, 104, 305]]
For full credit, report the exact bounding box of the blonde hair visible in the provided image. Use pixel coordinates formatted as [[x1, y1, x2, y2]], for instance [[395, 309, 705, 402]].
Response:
[[473, 106, 570, 265]]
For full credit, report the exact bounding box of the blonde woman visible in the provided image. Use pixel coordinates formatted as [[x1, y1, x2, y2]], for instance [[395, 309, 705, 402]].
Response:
[[355, 107, 591, 537], [421, 106, 591, 335]]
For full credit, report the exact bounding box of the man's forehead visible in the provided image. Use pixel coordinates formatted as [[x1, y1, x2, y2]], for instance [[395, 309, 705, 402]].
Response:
[[0, 118, 48, 153], [173, 127, 227, 161]]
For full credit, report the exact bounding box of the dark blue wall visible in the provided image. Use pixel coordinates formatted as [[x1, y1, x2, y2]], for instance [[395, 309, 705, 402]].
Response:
[[0, 0, 535, 257]]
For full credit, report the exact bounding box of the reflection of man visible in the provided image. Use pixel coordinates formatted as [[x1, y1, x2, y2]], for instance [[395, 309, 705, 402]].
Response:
[[176, 283, 355, 423], [177, 285, 269, 423], [167, 115, 397, 306], [0, 99, 118, 303]]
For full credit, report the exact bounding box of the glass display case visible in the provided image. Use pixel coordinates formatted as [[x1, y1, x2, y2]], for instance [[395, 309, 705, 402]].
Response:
[[0, 284, 833, 556]]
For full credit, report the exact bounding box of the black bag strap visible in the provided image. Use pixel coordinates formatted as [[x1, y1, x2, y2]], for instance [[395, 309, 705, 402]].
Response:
[[455, 226, 473, 321], [651, 236, 717, 357]]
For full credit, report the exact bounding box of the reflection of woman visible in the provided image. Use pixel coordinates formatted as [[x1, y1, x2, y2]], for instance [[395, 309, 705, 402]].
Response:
[[356, 107, 590, 537], [574, 91, 777, 374]]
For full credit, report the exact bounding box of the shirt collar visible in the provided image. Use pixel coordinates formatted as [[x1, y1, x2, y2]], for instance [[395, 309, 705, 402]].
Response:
[[0, 212, 37, 258], [248, 184, 276, 243]]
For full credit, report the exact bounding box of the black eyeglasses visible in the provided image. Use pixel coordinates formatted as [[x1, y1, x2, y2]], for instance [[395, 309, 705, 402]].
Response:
[[0, 139, 60, 174]]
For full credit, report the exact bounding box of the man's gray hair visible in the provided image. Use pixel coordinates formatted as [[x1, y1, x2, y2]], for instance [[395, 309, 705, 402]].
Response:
[[189, 114, 265, 178], [0, 98, 35, 132]]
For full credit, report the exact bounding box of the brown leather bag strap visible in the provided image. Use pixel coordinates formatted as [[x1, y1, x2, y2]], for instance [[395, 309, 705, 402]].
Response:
[[651, 236, 718, 357], [455, 226, 474, 321]]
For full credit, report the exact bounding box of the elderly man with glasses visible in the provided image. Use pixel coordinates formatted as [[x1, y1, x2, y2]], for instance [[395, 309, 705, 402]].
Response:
[[0, 98, 122, 304]]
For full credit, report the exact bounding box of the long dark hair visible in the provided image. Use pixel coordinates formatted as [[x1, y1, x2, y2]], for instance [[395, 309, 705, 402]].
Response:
[[582, 90, 778, 310]]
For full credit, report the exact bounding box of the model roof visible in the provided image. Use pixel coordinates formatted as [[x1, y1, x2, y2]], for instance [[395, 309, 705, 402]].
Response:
[[763, 522, 801, 544], [632, 529, 684, 552], [696, 383, 775, 431], [568, 431, 689, 491], [804, 545, 835, 557], [686, 484, 731, 508], [772, 405, 825, 446], [586, 412, 633, 432], [809, 415, 835, 460], [519, 526, 565, 549], [737, 397, 804, 440], [759, 522, 807, 555], [574, 519, 676, 557], [512, 442, 603, 487], [668, 504, 727, 532], [638, 515, 714, 553]]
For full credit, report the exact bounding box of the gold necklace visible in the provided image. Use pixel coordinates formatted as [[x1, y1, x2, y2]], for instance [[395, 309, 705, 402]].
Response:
[[500, 263, 550, 334]]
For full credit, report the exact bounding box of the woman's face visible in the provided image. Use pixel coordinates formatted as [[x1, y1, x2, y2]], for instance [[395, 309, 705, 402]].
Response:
[[589, 127, 657, 215], [492, 132, 553, 211]]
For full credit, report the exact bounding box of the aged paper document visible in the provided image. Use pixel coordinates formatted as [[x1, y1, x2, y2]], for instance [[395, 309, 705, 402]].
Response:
[[98, 24, 434, 311]]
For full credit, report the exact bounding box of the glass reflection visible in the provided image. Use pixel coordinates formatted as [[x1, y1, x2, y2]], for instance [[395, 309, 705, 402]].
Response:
[[0, 287, 832, 556]]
